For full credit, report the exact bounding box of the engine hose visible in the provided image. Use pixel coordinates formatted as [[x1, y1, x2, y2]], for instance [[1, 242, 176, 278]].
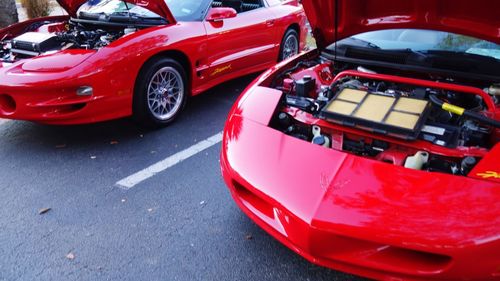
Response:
[[429, 95, 500, 129]]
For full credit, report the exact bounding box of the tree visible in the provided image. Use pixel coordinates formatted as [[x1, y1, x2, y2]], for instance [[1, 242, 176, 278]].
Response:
[[0, 0, 19, 28]]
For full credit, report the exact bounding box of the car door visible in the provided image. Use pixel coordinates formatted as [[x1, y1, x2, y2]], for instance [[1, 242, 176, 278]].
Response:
[[203, 2, 277, 81]]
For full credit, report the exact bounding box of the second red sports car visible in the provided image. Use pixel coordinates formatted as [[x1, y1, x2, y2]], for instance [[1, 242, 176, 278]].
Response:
[[0, 0, 307, 126], [221, 0, 500, 280]]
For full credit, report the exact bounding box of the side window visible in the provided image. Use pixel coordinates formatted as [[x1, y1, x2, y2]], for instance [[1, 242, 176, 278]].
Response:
[[212, 0, 264, 13]]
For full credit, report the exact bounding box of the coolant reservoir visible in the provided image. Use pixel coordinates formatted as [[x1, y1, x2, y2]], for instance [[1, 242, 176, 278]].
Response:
[[311, 126, 330, 148], [404, 151, 429, 170]]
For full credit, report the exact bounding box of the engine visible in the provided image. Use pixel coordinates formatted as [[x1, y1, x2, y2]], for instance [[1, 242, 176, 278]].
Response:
[[0, 21, 134, 62], [269, 59, 500, 177]]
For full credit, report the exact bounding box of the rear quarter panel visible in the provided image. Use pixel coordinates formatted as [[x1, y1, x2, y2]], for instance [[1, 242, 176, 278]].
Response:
[[266, 0, 308, 51]]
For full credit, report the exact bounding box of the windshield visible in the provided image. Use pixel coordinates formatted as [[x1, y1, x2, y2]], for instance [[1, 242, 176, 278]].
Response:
[[165, 0, 211, 21], [79, 0, 161, 18], [78, 0, 211, 21], [347, 29, 500, 60]]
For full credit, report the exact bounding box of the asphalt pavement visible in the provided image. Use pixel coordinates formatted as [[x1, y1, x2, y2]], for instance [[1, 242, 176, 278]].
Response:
[[0, 74, 366, 281]]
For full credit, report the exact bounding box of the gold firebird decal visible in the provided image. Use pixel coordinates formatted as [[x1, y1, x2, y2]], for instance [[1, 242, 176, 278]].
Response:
[[477, 171, 500, 179], [210, 65, 232, 77]]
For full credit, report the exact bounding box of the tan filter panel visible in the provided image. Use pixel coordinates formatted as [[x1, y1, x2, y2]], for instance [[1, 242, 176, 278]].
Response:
[[385, 111, 420, 129], [353, 95, 395, 122], [337, 89, 367, 103], [394, 97, 428, 114], [325, 100, 358, 115]]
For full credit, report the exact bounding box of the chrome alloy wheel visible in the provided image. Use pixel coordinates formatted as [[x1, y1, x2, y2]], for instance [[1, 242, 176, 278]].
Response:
[[147, 66, 184, 121], [282, 33, 299, 60]]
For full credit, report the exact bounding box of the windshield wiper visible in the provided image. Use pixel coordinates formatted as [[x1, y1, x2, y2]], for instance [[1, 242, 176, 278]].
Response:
[[111, 11, 162, 19], [79, 11, 105, 18], [409, 49, 500, 75], [327, 44, 416, 65], [415, 50, 499, 63], [110, 11, 134, 17], [334, 37, 381, 50]]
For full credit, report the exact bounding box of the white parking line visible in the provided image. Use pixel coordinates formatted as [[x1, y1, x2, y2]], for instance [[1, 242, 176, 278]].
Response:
[[116, 132, 223, 190], [0, 119, 9, 126]]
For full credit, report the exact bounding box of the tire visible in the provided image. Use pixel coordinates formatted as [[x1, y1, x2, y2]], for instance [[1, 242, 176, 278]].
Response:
[[278, 29, 299, 62], [133, 57, 188, 128]]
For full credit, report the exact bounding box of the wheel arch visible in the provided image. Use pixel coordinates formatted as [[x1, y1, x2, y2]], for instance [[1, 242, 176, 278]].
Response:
[[135, 50, 193, 95], [132, 50, 191, 127], [286, 23, 301, 39], [278, 24, 301, 61]]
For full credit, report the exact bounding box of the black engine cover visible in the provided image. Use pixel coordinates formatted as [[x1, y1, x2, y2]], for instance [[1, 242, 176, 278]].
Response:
[[11, 32, 60, 54]]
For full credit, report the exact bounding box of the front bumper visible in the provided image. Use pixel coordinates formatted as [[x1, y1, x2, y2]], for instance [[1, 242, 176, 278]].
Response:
[[220, 87, 500, 280], [0, 61, 132, 125], [0, 83, 131, 125]]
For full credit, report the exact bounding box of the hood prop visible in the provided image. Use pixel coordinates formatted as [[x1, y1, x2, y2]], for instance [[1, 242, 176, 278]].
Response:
[[121, 0, 134, 21], [333, 0, 338, 61]]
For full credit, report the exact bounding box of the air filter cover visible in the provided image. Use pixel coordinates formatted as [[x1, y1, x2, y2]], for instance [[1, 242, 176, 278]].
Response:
[[320, 88, 430, 139]]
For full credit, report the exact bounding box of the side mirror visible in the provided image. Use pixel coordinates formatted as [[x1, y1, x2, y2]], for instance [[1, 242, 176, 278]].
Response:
[[206, 7, 237, 22]]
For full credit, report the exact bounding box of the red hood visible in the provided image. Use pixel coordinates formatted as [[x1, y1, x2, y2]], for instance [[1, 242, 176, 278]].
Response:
[[303, 0, 500, 49], [57, 0, 176, 23]]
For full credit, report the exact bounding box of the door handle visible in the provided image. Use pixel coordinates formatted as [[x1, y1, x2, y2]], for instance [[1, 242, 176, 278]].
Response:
[[266, 19, 275, 27]]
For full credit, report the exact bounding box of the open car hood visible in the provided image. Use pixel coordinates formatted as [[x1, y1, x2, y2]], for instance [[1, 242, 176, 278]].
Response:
[[302, 0, 500, 49], [57, 0, 176, 23]]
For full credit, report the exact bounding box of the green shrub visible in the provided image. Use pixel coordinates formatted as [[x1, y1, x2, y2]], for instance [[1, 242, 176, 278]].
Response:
[[25, 0, 51, 19]]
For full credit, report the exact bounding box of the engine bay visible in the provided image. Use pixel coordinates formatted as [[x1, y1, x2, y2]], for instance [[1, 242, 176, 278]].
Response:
[[0, 20, 136, 62], [268, 57, 500, 177]]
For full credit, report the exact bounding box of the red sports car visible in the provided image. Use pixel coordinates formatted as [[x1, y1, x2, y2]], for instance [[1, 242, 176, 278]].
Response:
[[0, 0, 307, 126], [221, 0, 500, 280]]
